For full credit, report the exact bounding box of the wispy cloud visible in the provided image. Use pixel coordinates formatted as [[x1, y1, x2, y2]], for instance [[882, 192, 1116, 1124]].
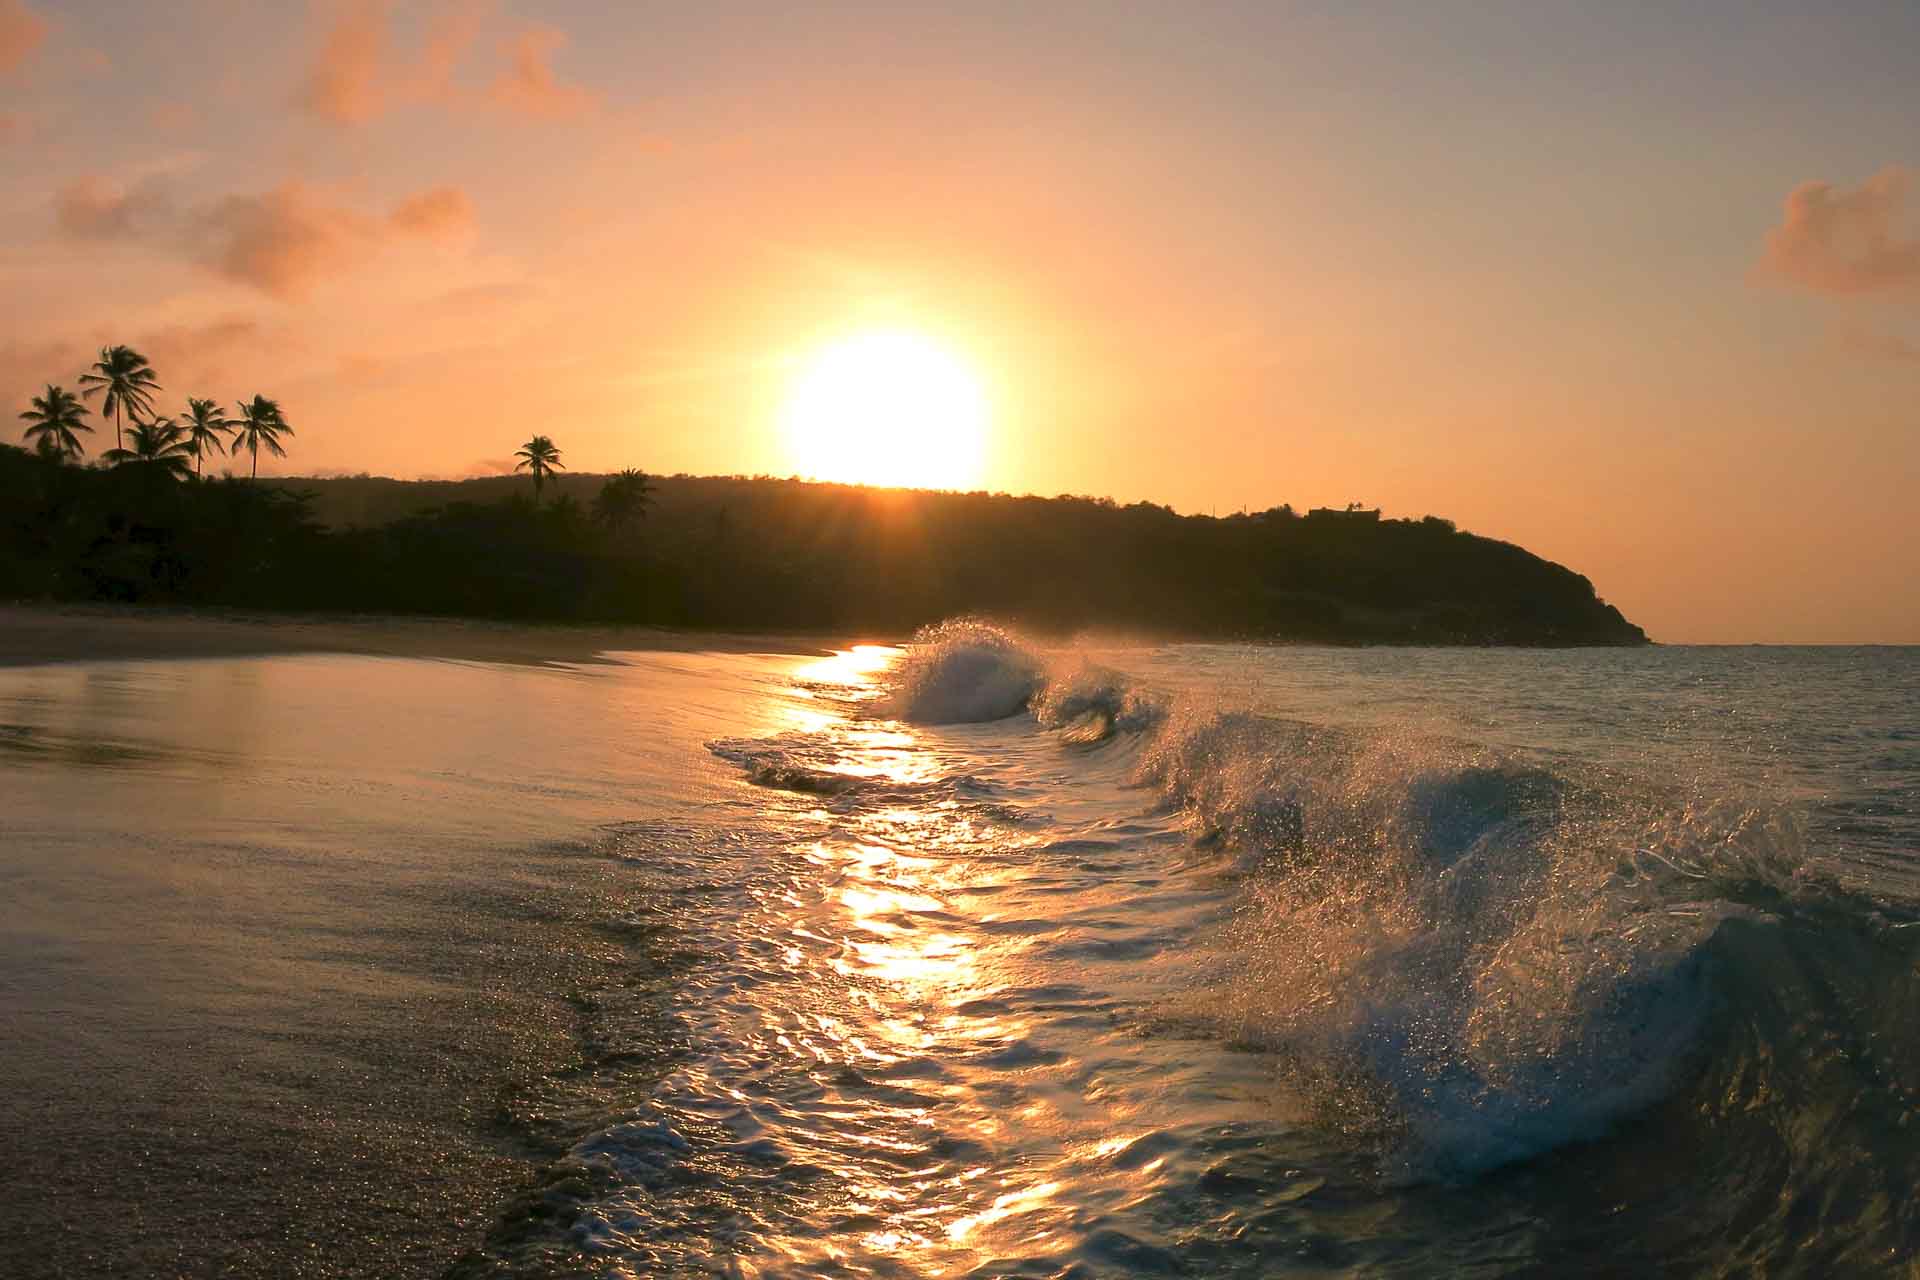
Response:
[[195, 182, 387, 298], [299, 0, 386, 125], [1758, 166, 1920, 297], [195, 183, 482, 297], [485, 25, 595, 120], [0, 0, 48, 75], [415, 0, 489, 100], [389, 184, 476, 241], [54, 174, 175, 239], [51, 174, 479, 300], [298, 1, 592, 126]]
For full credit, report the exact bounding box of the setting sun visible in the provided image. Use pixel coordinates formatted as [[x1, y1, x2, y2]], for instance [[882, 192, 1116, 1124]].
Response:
[[780, 332, 989, 490]]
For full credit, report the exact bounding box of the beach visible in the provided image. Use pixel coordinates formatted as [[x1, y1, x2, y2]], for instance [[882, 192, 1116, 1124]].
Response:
[[0, 614, 819, 1278], [1, 834, 634, 1278], [2, 620, 1917, 1275]]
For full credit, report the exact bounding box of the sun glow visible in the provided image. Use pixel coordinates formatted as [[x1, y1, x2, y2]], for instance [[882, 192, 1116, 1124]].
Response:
[[781, 331, 989, 490]]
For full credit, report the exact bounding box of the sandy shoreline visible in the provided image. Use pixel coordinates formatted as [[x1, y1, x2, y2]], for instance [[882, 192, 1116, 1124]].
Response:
[[0, 817, 655, 1280], [0, 603, 848, 668], [0, 618, 799, 1278]]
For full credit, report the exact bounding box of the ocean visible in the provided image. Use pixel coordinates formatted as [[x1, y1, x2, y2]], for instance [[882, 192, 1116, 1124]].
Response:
[[2, 624, 1916, 1277]]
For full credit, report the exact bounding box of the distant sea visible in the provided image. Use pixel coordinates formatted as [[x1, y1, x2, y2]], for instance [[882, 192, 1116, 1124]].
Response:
[[2, 628, 1916, 1277]]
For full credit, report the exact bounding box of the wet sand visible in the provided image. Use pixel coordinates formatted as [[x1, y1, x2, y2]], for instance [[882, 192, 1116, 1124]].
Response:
[[0, 603, 841, 669], [0, 839, 647, 1279], [0, 616, 823, 1278]]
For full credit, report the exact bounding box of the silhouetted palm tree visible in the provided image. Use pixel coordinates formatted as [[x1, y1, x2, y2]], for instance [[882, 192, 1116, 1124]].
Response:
[[514, 435, 564, 503], [593, 468, 654, 534], [78, 345, 160, 453], [103, 417, 194, 480], [233, 395, 292, 480], [180, 398, 232, 479], [19, 384, 93, 461]]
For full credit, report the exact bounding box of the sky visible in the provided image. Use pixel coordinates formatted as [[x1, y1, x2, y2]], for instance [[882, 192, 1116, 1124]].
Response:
[[2, 0, 1917, 643]]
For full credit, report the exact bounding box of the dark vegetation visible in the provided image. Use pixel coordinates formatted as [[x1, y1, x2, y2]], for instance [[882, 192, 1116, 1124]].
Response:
[[1, 448, 1648, 645], [8, 342, 1644, 644]]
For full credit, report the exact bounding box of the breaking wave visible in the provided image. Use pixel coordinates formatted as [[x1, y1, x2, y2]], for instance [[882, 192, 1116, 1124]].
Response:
[[880, 618, 1043, 724], [460, 625, 1920, 1278], [869, 621, 1915, 1192]]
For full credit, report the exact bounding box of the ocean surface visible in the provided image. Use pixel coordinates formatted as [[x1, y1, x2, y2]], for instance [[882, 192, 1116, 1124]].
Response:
[[3, 627, 1918, 1277]]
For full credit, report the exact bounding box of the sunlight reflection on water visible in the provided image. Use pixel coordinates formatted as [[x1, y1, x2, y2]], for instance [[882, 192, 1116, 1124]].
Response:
[[585, 642, 1262, 1277]]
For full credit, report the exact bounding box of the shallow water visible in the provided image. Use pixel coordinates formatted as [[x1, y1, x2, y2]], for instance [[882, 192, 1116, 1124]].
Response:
[[3, 634, 1917, 1277]]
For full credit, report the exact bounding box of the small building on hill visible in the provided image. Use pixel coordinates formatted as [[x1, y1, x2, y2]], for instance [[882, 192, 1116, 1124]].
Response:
[[1306, 505, 1381, 521]]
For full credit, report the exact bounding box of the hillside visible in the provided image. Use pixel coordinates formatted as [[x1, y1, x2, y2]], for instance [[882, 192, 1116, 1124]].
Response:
[[0, 452, 1647, 645]]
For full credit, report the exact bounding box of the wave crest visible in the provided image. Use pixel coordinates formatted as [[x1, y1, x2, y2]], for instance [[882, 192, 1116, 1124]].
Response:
[[734, 620, 1877, 1188], [1141, 704, 1818, 1177], [880, 619, 1043, 724], [1032, 660, 1165, 740]]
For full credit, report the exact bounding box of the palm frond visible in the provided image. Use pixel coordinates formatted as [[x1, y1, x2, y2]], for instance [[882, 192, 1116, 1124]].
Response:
[[18, 384, 94, 459]]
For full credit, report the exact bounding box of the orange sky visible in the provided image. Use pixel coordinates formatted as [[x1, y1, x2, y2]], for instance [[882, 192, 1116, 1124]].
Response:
[[3, 1, 1917, 642]]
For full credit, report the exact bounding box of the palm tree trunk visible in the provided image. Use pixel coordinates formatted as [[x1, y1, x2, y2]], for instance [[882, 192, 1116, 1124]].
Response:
[[251, 439, 258, 481]]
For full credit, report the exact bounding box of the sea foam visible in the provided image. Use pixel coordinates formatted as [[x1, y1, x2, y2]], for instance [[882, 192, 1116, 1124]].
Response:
[[876, 624, 1827, 1179], [880, 619, 1043, 723]]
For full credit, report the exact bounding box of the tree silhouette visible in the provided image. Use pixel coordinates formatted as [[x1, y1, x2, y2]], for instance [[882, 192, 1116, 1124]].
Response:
[[19, 384, 93, 461], [78, 346, 160, 454], [593, 468, 653, 534], [234, 395, 292, 480], [102, 417, 194, 480], [514, 435, 564, 503], [180, 398, 233, 479]]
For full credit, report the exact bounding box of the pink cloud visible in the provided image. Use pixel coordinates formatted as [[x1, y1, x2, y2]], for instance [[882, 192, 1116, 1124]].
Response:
[[0, 0, 48, 75], [194, 182, 386, 298], [49, 173, 479, 299], [0, 110, 27, 142], [192, 182, 479, 298], [297, 2, 598, 127], [54, 174, 173, 239], [389, 184, 475, 241], [1758, 167, 1920, 297], [300, 0, 387, 125], [414, 0, 488, 101], [54, 176, 128, 236], [486, 25, 595, 120]]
